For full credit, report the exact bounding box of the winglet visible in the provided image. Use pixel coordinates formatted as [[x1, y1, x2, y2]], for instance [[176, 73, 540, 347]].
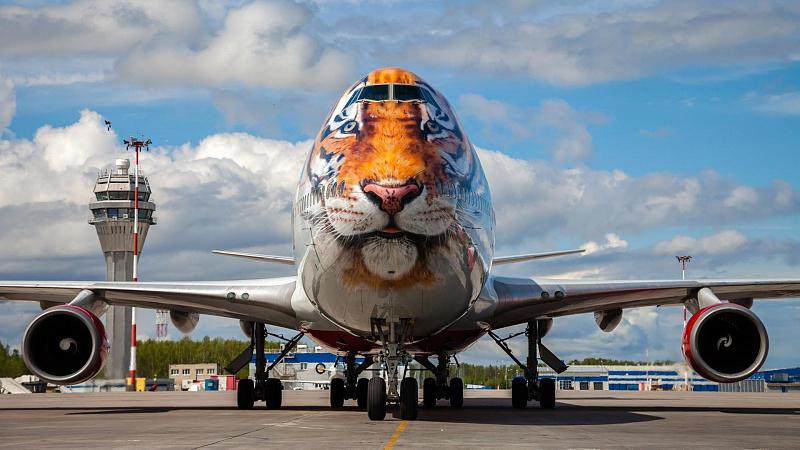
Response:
[[492, 248, 585, 266], [212, 250, 295, 265]]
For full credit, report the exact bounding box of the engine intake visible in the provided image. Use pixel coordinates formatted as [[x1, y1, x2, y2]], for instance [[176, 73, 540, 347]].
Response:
[[170, 310, 200, 334], [682, 302, 768, 383], [22, 305, 109, 385]]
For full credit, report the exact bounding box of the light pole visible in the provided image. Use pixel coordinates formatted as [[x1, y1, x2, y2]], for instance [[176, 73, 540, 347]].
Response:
[[676, 255, 692, 391]]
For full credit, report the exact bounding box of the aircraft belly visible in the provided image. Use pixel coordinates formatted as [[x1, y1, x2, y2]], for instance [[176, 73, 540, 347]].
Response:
[[300, 241, 484, 339]]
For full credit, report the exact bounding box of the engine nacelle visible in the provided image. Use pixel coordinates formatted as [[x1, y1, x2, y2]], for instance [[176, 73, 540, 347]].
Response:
[[21, 305, 109, 385], [594, 308, 623, 332], [170, 310, 200, 334], [682, 302, 768, 383], [239, 320, 254, 339]]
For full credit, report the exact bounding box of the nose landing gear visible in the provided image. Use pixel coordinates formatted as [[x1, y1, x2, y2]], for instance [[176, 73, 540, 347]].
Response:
[[488, 320, 566, 409], [367, 318, 420, 421]]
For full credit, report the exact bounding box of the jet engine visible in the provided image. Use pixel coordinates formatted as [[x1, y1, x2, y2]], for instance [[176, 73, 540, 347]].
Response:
[[681, 302, 768, 383], [21, 305, 109, 385], [170, 310, 200, 334]]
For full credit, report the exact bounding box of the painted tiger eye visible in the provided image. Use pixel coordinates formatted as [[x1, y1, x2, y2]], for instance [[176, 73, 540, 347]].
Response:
[[343, 120, 358, 133], [425, 120, 440, 134]]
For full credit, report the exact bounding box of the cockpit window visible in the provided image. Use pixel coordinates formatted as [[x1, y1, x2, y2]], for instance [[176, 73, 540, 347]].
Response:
[[358, 84, 390, 101], [393, 84, 424, 101]]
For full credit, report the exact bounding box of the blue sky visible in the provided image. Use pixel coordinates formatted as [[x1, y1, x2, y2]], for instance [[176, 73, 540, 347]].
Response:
[[0, 0, 799, 368]]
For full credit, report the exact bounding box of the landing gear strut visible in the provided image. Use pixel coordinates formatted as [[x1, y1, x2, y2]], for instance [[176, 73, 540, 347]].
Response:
[[227, 322, 304, 410], [367, 318, 418, 421], [488, 320, 566, 409], [414, 353, 463, 408]]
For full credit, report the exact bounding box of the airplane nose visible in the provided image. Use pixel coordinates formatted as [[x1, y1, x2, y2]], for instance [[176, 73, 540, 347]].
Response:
[[363, 181, 421, 215]]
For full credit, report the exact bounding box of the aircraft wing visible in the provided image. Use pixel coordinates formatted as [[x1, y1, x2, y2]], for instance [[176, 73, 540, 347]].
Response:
[[484, 276, 800, 329], [0, 278, 298, 329]]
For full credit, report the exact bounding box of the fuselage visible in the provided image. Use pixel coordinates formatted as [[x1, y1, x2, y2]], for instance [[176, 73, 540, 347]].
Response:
[[292, 68, 495, 349]]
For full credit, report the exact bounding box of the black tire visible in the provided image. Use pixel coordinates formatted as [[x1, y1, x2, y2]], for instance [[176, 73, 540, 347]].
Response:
[[539, 378, 555, 409], [423, 377, 437, 408], [400, 377, 419, 420], [330, 378, 345, 408], [367, 377, 387, 421], [449, 377, 463, 408], [237, 379, 254, 410], [511, 376, 527, 409], [265, 378, 282, 410], [356, 378, 369, 410]]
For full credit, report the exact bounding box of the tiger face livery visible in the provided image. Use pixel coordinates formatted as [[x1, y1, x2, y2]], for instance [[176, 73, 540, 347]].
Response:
[[294, 68, 493, 334]]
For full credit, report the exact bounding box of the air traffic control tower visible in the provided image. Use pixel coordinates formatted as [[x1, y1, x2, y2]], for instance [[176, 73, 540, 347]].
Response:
[[89, 158, 156, 379]]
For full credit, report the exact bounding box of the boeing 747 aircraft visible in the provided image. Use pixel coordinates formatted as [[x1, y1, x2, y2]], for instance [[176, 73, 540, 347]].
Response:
[[2, 68, 798, 420]]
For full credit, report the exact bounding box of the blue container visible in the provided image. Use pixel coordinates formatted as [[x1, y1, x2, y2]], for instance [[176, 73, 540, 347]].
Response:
[[204, 379, 219, 391]]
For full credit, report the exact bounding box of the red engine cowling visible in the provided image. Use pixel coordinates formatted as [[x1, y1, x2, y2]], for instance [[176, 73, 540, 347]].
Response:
[[682, 302, 768, 383], [21, 305, 109, 385]]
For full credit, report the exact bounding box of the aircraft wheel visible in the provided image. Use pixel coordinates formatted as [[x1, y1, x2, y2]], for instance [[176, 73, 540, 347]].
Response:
[[511, 376, 527, 409], [449, 377, 463, 408], [265, 378, 282, 409], [400, 377, 418, 420], [356, 378, 369, 409], [423, 377, 437, 408], [367, 377, 387, 421], [330, 378, 345, 408], [539, 378, 556, 409], [237, 379, 254, 410]]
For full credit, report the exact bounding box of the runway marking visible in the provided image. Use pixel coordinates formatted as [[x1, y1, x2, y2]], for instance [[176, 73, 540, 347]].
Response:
[[383, 420, 408, 450]]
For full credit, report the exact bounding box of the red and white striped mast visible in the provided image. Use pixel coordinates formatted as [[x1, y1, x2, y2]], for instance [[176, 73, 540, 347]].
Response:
[[676, 255, 692, 391], [124, 136, 151, 388]]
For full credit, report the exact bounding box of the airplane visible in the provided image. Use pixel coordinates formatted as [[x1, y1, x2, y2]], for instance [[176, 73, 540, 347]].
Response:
[[1, 67, 799, 421]]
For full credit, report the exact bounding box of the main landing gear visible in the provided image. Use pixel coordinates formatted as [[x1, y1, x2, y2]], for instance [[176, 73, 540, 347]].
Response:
[[488, 319, 567, 409], [413, 354, 463, 409], [226, 322, 304, 410], [365, 318, 426, 421], [329, 352, 374, 409]]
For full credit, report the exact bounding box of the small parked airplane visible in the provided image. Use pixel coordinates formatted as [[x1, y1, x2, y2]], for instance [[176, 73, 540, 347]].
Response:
[[2, 68, 798, 420]]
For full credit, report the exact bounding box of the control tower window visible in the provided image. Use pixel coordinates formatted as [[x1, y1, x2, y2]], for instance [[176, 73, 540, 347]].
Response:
[[107, 208, 119, 218], [393, 85, 423, 101], [95, 192, 110, 201], [92, 209, 105, 219], [138, 192, 150, 202], [358, 84, 390, 101], [109, 191, 128, 200]]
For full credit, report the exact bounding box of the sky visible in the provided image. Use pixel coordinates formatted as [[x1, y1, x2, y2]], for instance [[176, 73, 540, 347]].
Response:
[[0, 0, 798, 369]]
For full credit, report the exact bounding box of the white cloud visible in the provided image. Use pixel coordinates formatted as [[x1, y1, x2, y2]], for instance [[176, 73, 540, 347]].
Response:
[[14, 72, 106, 87], [0, 109, 308, 264], [723, 186, 758, 208], [116, 0, 354, 90], [460, 95, 597, 162], [0, 0, 204, 58], [581, 233, 628, 255], [478, 149, 798, 242], [410, 1, 800, 86], [0, 76, 14, 132], [653, 230, 748, 256], [745, 91, 800, 115]]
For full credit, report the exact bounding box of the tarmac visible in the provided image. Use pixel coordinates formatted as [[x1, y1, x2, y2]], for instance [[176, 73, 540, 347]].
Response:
[[0, 389, 798, 449]]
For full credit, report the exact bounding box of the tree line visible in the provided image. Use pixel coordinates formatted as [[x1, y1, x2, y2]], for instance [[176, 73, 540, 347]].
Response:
[[135, 336, 282, 379], [1, 338, 675, 384], [0, 342, 26, 378]]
